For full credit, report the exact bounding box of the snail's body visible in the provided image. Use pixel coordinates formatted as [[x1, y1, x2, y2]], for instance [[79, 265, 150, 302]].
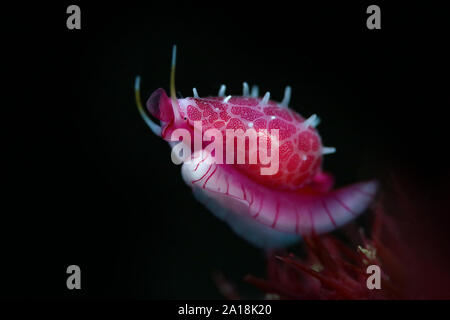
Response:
[[136, 46, 377, 248]]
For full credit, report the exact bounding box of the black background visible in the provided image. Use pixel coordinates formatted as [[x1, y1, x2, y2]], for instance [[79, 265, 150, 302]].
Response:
[[3, 2, 449, 299]]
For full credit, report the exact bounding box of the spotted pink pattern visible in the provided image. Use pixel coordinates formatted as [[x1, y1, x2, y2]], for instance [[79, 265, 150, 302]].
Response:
[[177, 96, 323, 190]]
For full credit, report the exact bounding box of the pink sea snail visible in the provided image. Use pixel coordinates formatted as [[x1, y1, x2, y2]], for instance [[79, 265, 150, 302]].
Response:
[[135, 46, 378, 249]]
